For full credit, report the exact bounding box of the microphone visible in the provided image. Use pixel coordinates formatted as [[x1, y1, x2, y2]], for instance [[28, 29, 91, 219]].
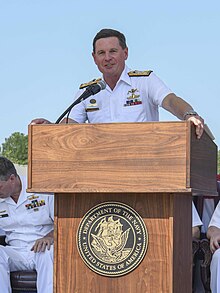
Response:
[[84, 79, 106, 95], [55, 80, 106, 124]]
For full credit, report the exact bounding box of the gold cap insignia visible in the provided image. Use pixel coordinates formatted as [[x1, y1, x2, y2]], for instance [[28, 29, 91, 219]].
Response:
[[128, 70, 153, 77]]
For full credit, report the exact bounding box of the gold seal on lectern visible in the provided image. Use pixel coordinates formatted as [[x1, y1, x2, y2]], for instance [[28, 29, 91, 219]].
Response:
[[77, 202, 148, 277]]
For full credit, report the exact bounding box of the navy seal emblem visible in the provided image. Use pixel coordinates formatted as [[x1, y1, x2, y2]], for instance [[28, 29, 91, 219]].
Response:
[[77, 202, 148, 277]]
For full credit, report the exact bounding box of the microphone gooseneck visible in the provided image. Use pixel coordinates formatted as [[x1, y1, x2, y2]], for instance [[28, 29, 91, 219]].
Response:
[[55, 80, 106, 124]]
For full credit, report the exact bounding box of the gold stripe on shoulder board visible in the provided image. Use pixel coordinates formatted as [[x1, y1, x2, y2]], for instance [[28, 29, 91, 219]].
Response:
[[79, 78, 102, 89], [128, 70, 153, 77]]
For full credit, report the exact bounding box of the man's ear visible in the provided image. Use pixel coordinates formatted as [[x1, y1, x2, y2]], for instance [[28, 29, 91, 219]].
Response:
[[92, 52, 97, 65], [124, 47, 128, 60], [9, 174, 16, 183]]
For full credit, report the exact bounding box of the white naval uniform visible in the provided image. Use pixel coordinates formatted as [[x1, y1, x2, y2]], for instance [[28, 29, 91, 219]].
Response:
[[69, 65, 172, 123], [70, 66, 202, 230], [0, 176, 54, 293], [192, 202, 203, 228], [208, 202, 220, 293]]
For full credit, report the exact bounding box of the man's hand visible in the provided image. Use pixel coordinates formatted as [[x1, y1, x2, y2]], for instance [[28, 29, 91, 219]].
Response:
[[186, 115, 204, 139], [162, 94, 204, 139], [207, 226, 220, 253], [30, 118, 52, 125], [30, 117, 76, 124], [31, 236, 54, 253]]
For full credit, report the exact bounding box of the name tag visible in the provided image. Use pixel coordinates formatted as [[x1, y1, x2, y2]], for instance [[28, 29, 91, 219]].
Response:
[[0, 214, 9, 218]]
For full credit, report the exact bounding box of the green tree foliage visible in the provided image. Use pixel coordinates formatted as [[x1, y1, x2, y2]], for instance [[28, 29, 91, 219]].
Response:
[[1, 132, 28, 165]]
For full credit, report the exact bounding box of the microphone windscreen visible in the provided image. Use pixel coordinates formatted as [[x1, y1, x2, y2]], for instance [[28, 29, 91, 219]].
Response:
[[98, 79, 106, 90]]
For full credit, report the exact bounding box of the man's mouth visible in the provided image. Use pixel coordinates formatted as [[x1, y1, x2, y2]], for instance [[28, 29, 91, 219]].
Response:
[[105, 63, 114, 68]]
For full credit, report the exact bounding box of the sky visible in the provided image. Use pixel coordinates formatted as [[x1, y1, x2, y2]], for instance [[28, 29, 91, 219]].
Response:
[[0, 1, 219, 149]]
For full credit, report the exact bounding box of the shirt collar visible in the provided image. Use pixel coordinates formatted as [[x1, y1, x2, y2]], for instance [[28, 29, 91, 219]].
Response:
[[103, 65, 132, 91], [16, 176, 29, 205], [2, 176, 29, 207], [119, 65, 132, 86]]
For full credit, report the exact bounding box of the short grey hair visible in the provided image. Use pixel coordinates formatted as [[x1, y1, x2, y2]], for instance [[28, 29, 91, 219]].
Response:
[[0, 157, 17, 181]]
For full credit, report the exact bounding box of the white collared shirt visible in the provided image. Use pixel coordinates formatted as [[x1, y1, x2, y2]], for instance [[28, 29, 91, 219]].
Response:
[[192, 202, 203, 227], [209, 201, 220, 229], [69, 65, 172, 123], [0, 176, 54, 247]]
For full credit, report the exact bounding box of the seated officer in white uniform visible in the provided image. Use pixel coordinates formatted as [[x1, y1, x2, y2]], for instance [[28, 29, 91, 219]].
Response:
[[207, 201, 220, 293], [0, 156, 54, 293], [192, 202, 203, 239], [31, 28, 204, 140]]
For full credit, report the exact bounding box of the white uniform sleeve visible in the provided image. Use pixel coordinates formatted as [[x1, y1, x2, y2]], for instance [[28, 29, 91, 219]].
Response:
[[48, 194, 54, 221], [192, 202, 203, 227], [69, 90, 88, 123], [148, 72, 173, 107], [209, 201, 220, 229]]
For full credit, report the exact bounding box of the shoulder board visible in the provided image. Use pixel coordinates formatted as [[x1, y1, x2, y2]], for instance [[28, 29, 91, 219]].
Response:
[[128, 70, 153, 77], [79, 78, 102, 89]]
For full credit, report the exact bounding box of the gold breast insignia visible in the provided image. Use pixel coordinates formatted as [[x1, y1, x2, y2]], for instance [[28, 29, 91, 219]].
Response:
[[124, 89, 142, 107]]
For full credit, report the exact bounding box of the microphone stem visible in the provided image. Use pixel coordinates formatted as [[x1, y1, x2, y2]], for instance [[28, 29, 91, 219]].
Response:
[[55, 88, 93, 124]]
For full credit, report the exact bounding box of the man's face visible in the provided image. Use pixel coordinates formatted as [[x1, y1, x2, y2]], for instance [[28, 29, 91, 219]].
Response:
[[0, 175, 14, 199], [92, 37, 128, 79]]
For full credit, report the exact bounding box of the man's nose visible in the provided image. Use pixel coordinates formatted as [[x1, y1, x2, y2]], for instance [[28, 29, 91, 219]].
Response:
[[104, 52, 111, 61]]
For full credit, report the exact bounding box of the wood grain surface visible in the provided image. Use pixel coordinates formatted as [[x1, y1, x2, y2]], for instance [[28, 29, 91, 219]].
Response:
[[27, 121, 217, 292], [53, 192, 192, 293], [28, 121, 217, 195]]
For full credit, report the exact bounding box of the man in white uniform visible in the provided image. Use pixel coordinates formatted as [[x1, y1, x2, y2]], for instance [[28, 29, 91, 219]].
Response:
[[192, 202, 203, 238], [30, 28, 205, 290], [0, 156, 54, 293], [31, 27, 204, 228], [207, 201, 220, 293], [31, 28, 204, 138]]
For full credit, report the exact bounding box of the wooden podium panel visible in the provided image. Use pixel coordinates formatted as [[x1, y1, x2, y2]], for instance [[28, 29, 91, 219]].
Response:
[[27, 121, 217, 293], [54, 192, 192, 293], [28, 121, 217, 195]]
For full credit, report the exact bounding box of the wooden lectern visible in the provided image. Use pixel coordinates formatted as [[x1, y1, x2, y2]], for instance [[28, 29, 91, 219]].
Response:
[[27, 121, 217, 293]]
